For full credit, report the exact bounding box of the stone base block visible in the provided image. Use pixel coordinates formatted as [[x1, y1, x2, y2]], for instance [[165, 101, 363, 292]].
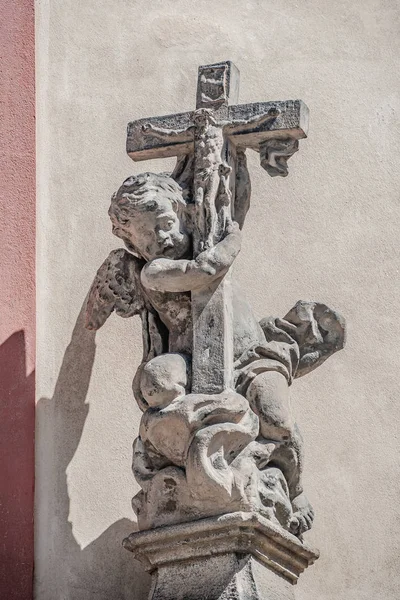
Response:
[[123, 511, 319, 599]]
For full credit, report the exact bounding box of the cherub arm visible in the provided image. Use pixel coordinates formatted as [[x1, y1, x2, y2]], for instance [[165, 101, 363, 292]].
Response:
[[85, 248, 145, 330], [141, 224, 241, 293]]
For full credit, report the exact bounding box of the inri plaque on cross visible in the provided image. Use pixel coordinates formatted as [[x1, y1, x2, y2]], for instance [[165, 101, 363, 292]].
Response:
[[126, 61, 309, 395]]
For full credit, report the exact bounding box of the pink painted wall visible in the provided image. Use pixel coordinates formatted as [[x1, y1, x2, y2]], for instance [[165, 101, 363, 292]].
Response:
[[0, 0, 35, 598]]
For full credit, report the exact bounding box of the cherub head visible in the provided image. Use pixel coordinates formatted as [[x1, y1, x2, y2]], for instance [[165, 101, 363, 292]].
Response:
[[109, 173, 191, 261]]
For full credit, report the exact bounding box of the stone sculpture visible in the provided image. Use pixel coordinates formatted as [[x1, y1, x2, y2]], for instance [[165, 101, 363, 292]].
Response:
[[86, 62, 345, 599]]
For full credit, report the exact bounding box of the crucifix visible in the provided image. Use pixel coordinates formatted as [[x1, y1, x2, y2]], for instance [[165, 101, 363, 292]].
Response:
[[126, 61, 309, 395]]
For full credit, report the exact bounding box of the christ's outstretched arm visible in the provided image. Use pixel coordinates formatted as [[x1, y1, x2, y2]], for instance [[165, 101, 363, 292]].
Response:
[[141, 122, 194, 140]]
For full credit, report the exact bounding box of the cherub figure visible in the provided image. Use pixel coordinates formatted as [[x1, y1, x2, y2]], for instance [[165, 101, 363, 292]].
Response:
[[86, 158, 345, 535]]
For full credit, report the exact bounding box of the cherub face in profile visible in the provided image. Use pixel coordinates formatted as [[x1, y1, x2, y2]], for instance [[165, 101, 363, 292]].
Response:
[[109, 173, 191, 261]]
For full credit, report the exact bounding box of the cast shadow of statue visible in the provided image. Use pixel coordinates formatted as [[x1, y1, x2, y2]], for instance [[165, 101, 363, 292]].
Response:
[[35, 300, 151, 600], [0, 331, 35, 600]]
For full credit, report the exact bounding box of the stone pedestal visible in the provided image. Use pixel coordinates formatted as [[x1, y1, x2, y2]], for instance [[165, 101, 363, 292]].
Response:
[[123, 512, 319, 600]]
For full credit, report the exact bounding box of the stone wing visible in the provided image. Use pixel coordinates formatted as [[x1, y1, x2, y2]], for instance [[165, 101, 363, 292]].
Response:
[[85, 248, 146, 330]]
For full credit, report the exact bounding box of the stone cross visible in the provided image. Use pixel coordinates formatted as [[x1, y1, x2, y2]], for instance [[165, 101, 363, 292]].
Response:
[[127, 62, 308, 394]]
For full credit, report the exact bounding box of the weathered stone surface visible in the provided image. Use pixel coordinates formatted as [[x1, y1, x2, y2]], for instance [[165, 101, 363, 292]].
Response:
[[144, 556, 293, 600], [85, 60, 346, 596], [123, 512, 318, 598]]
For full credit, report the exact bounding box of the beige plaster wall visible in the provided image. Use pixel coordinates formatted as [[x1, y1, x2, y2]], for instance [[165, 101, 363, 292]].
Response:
[[35, 1, 400, 598]]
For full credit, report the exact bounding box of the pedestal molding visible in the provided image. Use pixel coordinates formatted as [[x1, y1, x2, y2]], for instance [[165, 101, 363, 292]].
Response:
[[123, 511, 319, 584]]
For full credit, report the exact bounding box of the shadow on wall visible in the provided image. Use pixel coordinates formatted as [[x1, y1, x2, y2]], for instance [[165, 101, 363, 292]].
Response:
[[0, 331, 35, 600], [35, 301, 151, 600]]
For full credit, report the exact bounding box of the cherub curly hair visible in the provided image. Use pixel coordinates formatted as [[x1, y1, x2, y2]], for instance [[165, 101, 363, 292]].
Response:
[[109, 172, 186, 219]]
